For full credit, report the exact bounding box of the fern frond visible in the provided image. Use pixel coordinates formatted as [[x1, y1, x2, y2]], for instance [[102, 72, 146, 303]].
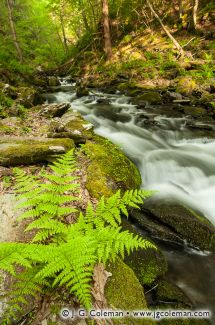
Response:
[[0, 149, 156, 321]]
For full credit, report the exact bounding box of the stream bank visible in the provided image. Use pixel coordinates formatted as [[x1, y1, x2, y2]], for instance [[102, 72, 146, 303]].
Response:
[[0, 76, 214, 324], [43, 78, 215, 322]]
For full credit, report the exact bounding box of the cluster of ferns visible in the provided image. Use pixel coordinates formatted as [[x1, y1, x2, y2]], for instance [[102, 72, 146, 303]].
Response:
[[0, 149, 155, 322]]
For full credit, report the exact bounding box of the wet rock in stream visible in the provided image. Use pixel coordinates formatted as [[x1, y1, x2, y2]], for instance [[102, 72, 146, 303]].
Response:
[[140, 200, 215, 251]]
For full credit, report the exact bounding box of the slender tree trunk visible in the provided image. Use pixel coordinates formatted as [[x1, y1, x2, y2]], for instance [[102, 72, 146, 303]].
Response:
[[6, 0, 23, 62], [179, 0, 183, 20], [146, 0, 184, 56], [102, 0, 112, 60], [193, 0, 198, 30], [81, 10, 90, 31], [89, 0, 97, 29], [59, 9, 68, 54], [78, 0, 90, 31], [179, 0, 183, 27]]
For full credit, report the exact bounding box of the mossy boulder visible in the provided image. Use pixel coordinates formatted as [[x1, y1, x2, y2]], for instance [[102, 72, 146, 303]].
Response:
[[143, 200, 215, 251], [105, 258, 153, 324], [183, 106, 207, 118], [129, 209, 184, 245], [122, 218, 167, 286], [157, 282, 209, 324], [176, 77, 197, 96], [33, 75, 48, 87], [155, 280, 192, 309], [2, 84, 18, 99], [84, 135, 141, 198], [76, 85, 89, 97], [16, 87, 43, 108], [137, 92, 162, 104], [48, 76, 60, 87], [48, 110, 94, 144], [40, 103, 70, 118], [125, 248, 167, 286], [0, 137, 74, 166]]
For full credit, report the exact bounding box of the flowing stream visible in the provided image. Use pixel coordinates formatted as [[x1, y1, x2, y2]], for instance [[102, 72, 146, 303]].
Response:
[[44, 78, 215, 320]]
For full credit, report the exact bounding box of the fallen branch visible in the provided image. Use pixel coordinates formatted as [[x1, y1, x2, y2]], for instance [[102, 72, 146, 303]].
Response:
[[182, 37, 196, 48]]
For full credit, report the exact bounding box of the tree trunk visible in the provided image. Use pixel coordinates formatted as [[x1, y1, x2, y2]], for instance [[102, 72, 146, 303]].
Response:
[[81, 10, 90, 31], [146, 0, 184, 56], [179, 0, 183, 26], [102, 0, 112, 60], [193, 0, 198, 30], [6, 0, 23, 62], [78, 0, 90, 31], [59, 9, 68, 54]]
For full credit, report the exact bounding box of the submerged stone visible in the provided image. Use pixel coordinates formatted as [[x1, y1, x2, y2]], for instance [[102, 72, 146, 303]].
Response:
[[76, 85, 89, 98]]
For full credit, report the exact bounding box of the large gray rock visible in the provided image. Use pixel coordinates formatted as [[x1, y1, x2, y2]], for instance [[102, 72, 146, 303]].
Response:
[[48, 110, 94, 144], [0, 137, 74, 166], [16, 87, 43, 108], [0, 194, 18, 242], [40, 103, 70, 118]]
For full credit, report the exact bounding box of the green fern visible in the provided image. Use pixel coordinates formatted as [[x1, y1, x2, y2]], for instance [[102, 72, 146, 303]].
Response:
[[0, 149, 155, 321], [13, 149, 80, 243]]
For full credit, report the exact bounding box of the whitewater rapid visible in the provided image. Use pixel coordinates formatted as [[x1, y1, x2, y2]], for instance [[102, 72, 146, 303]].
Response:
[[47, 84, 215, 226]]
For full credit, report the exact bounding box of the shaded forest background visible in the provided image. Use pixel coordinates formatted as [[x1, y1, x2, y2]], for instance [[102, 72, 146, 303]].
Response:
[[0, 0, 214, 78]]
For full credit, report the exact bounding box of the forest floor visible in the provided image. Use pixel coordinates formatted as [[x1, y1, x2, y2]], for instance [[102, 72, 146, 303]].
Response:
[[66, 28, 214, 97]]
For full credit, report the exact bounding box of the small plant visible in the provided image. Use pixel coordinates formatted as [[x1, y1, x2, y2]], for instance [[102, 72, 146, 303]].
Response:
[[0, 150, 155, 322], [21, 126, 32, 134]]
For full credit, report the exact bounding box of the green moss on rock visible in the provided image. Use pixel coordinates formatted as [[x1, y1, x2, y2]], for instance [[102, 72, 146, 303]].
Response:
[[125, 247, 167, 286], [137, 92, 162, 104], [143, 201, 215, 251], [84, 135, 142, 198], [183, 106, 207, 118], [49, 110, 94, 144], [176, 77, 197, 96], [17, 86, 43, 108], [105, 258, 153, 324], [0, 137, 75, 166], [156, 280, 192, 309], [122, 218, 167, 286]]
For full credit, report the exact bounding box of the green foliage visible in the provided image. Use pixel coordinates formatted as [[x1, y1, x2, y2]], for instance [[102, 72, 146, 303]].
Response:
[[0, 93, 13, 109], [0, 150, 155, 321], [13, 150, 80, 243], [0, 0, 68, 74]]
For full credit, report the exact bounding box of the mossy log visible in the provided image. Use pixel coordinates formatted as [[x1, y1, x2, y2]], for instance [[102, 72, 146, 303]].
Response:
[[0, 137, 74, 166]]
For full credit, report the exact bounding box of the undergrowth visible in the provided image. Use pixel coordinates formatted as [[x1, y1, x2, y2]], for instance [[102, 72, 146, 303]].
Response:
[[0, 149, 155, 323]]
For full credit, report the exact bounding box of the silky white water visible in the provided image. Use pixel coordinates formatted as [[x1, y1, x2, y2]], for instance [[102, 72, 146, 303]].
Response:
[[44, 80, 215, 319], [47, 85, 215, 226]]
